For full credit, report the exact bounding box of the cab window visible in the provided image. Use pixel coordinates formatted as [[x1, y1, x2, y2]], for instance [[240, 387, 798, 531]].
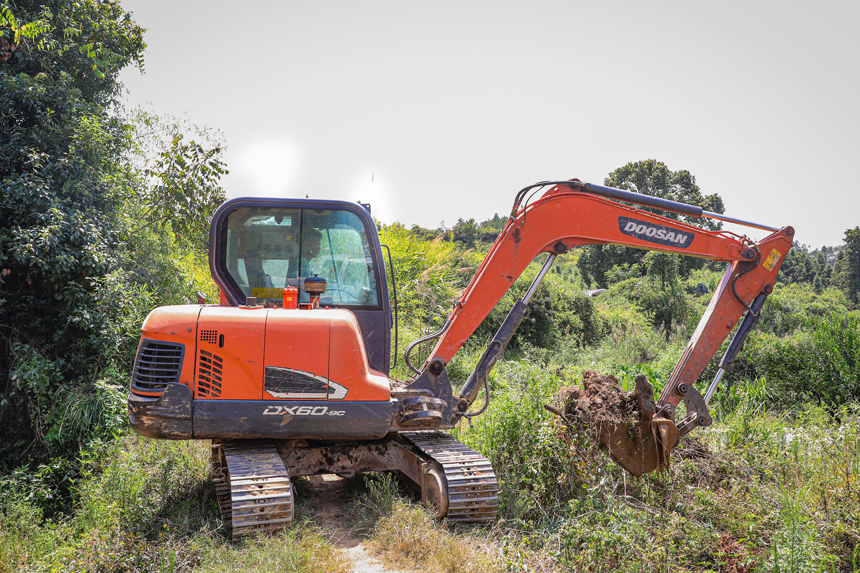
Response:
[[223, 207, 380, 307]]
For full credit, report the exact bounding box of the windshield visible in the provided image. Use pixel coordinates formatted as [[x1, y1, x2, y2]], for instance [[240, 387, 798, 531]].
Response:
[[223, 206, 380, 307]]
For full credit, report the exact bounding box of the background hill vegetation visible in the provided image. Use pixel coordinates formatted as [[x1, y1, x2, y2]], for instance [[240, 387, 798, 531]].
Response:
[[1, 2, 859, 572]]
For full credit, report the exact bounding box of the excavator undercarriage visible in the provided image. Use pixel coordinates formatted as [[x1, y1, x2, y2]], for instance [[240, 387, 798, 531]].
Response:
[[211, 432, 498, 537]]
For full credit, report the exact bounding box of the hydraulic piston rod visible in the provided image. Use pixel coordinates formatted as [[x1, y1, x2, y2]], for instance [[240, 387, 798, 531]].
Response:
[[522, 254, 558, 304], [569, 181, 780, 232], [703, 292, 768, 405], [457, 254, 557, 409]]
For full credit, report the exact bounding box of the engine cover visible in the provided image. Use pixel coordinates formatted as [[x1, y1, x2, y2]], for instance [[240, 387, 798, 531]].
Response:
[[193, 306, 391, 402], [128, 305, 394, 440]]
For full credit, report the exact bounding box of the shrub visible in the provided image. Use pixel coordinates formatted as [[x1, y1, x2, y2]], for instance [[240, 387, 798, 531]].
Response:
[[593, 274, 690, 338], [755, 282, 851, 337], [455, 359, 580, 521], [745, 311, 860, 412], [379, 223, 476, 329], [474, 269, 604, 351]]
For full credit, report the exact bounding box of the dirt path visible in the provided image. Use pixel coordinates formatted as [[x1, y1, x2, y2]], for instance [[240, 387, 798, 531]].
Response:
[[339, 539, 400, 573], [300, 474, 407, 573]]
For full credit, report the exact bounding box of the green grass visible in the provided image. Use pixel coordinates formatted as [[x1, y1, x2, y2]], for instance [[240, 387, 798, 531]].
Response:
[[2, 373, 858, 573], [0, 435, 348, 573]]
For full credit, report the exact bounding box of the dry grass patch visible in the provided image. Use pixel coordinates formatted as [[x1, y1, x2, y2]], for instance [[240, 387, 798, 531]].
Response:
[[197, 523, 349, 573], [369, 503, 504, 573]]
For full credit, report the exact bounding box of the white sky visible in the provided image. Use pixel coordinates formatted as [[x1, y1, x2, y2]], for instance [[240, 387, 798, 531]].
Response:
[[119, 1, 859, 249]]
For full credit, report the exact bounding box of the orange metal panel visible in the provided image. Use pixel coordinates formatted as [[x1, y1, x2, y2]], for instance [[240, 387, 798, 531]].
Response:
[[329, 311, 390, 402], [262, 309, 390, 402], [197, 306, 267, 400], [263, 310, 331, 400], [140, 305, 202, 392]]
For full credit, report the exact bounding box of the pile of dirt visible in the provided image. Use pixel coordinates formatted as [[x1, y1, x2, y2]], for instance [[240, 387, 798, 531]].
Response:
[[553, 370, 680, 476], [557, 370, 655, 428]]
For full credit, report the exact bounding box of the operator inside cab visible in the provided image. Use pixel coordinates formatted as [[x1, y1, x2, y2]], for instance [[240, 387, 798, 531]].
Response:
[[297, 227, 321, 277], [293, 227, 321, 304], [221, 206, 380, 308]]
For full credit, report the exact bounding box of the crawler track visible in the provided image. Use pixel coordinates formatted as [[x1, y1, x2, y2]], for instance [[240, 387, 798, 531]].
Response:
[[211, 440, 294, 538], [401, 431, 499, 522]]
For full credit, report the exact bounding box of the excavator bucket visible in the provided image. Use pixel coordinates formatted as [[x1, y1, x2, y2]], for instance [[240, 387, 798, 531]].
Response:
[[598, 374, 680, 476], [597, 417, 679, 477], [557, 371, 681, 477]]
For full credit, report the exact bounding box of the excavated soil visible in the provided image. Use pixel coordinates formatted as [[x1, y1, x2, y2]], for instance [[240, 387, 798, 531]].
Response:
[[555, 369, 664, 465], [557, 372, 711, 478], [558, 370, 643, 427]]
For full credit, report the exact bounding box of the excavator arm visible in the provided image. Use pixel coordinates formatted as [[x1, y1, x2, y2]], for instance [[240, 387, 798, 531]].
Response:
[[397, 179, 793, 474]]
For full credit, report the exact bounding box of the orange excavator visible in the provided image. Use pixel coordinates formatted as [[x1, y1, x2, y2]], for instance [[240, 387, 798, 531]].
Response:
[[128, 179, 792, 536]]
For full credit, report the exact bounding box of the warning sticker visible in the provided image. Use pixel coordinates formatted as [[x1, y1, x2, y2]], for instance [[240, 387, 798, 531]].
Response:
[[763, 249, 782, 271], [252, 287, 283, 299]]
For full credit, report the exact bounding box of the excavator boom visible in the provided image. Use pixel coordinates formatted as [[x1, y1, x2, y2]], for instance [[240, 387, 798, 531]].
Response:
[[402, 180, 792, 473], [425, 182, 773, 365]]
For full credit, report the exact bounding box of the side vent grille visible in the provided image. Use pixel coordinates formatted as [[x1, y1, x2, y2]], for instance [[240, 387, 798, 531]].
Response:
[[197, 350, 223, 398], [200, 329, 218, 344], [131, 340, 184, 395]]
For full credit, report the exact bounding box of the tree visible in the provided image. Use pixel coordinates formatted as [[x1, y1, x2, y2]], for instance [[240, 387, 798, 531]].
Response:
[[823, 263, 833, 287], [1, 3, 226, 468], [604, 159, 725, 230], [127, 110, 228, 240], [577, 160, 726, 288], [812, 274, 823, 295], [641, 251, 687, 334], [0, 3, 50, 57], [0, 0, 145, 463], [119, 111, 228, 306], [778, 244, 815, 285], [479, 213, 506, 232], [832, 227, 860, 306], [644, 251, 680, 291], [452, 217, 479, 248], [578, 244, 644, 288], [813, 251, 827, 279]]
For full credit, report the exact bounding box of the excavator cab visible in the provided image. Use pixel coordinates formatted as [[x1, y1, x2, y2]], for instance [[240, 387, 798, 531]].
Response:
[[210, 198, 392, 374]]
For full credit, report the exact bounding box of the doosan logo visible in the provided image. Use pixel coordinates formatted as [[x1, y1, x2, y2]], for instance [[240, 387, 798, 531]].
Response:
[[618, 216, 695, 248]]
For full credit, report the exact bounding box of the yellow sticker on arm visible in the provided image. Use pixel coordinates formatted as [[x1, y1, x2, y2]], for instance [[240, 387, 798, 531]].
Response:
[[763, 249, 781, 271]]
